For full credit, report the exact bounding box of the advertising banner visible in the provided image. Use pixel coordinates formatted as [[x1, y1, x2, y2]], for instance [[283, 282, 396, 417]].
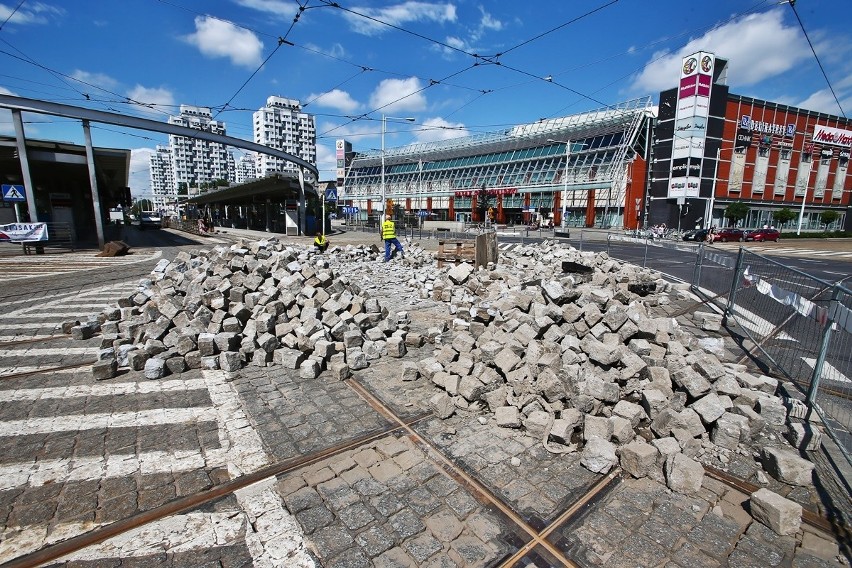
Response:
[[812, 125, 852, 148], [0, 222, 49, 242], [669, 51, 714, 197]]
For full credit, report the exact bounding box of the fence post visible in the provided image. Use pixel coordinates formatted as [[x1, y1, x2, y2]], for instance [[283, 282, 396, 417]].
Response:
[[579, 230, 584, 252], [606, 234, 611, 254], [805, 286, 841, 420], [643, 236, 648, 269], [692, 243, 705, 292], [724, 248, 746, 324]]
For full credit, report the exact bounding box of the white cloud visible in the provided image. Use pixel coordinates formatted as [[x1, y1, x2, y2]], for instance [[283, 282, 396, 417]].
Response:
[[0, 2, 64, 26], [415, 117, 468, 143], [632, 9, 810, 94], [307, 89, 360, 113], [344, 2, 457, 36], [234, 0, 299, 19], [473, 5, 503, 38], [795, 88, 852, 116], [315, 142, 337, 180], [126, 85, 175, 117], [70, 70, 119, 92], [129, 147, 155, 195], [303, 42, 347, 59], [182, 16, 264, 68], [369, 77, 427, 113]]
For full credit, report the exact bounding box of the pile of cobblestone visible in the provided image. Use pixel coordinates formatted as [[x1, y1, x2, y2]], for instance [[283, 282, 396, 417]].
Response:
[[406, 240, 816, 535], [72, 238, 415, 385], [70, 235, 817, 536]]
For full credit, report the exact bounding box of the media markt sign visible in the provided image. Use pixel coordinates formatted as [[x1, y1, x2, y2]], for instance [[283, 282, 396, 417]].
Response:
[[1, 184, 26, 202]]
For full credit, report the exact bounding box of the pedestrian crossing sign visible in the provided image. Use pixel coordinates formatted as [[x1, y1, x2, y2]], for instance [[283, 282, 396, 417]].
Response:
[[324, 187, 338, 202], [1, 184, 26, 202]]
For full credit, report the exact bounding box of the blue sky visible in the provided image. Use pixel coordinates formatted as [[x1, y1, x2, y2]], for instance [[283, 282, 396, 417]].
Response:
[[1, 0, 850, 198]]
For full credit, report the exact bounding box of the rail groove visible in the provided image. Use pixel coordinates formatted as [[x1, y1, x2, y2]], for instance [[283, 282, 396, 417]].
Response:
[[0, 414, 432, 568]]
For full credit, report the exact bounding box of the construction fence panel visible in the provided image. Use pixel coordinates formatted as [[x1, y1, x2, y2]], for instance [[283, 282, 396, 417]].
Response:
[[726, 249, 851, 463]]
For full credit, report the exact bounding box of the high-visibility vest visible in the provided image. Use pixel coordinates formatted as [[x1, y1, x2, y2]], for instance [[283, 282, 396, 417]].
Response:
[[382, 220, 396, 239], [314, 234, 327, 246]]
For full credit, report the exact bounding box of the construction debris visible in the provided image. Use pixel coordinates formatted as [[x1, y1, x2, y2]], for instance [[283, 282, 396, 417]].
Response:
[[75, 236, 822, 536]]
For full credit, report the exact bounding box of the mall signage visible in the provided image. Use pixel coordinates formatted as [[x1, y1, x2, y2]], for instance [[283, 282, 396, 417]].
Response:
[[668, 51, 714, 198], [454, 188, 518, 198], [739, 116, 796, 137], [812, 125, 852, 148]]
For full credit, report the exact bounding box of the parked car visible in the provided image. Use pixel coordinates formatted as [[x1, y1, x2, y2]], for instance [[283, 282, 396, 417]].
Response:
[[745, 228, 780, 242], [682, 228, 710, 242], [711, 227, 745, 242]]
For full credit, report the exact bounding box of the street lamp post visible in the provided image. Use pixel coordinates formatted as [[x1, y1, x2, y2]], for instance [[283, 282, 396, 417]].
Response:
[[381, 115, 415, 219], [706, 146, 720, 229], [548, 138, 572, 229], [796, 184, 809, 235], [548, 139, 589, 229]]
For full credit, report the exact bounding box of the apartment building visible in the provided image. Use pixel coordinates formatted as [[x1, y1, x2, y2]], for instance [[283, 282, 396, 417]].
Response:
[[253, 96, 316, 183], [234, 152, 258, 184], [148, 145, 175, 212]]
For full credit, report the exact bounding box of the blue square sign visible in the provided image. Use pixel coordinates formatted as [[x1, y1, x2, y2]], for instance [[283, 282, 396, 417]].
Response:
[[1, 185, 26, 202]]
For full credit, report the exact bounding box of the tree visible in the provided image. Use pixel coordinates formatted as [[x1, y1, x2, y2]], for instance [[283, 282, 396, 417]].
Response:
[[772, 207, 797, 230], [725, 202, 750, 227], [819, 210, 840, 231]]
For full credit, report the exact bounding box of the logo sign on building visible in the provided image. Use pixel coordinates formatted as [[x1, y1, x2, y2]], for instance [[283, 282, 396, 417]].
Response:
[[669, 51, 714, 198], [739, 116, 796, 137], [1, 184, 26, 202], [812, 125, 852, 148]]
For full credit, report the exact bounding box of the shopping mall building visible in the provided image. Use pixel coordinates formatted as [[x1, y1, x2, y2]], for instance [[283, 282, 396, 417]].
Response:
[[337, 52, 850, 232]]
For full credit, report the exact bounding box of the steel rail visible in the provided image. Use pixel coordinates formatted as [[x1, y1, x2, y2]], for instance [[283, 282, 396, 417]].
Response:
[[345, 377, 579, 567], [0, 413, 432, 568], [498, 469, 621, 566]]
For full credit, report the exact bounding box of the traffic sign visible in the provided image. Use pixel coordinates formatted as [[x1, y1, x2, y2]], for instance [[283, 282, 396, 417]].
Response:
[[1, 184, 26, 202], [324, 187, 338, 201]]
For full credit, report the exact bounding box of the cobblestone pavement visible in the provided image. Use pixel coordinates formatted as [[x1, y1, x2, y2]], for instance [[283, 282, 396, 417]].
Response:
[[0, 227, 848, 567]]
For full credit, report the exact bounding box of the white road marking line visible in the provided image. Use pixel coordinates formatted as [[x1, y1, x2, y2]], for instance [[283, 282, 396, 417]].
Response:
[[0, 347, 99, 356], [0, 378, 210, 402], [0, 334, 61, 342], [0, 407, 218, 437], [0, 450, 219, 490], [0, 323, 63, 331], [0, 366, 83, 376], [1, 312, 104, 319]]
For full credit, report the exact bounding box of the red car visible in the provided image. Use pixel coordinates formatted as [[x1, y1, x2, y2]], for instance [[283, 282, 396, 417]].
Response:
[[745, 228, 780, 242], [711, 228, 745, 242]]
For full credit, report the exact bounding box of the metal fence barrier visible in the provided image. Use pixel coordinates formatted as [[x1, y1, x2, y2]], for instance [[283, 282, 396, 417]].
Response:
[[725, 248, 852, 464]]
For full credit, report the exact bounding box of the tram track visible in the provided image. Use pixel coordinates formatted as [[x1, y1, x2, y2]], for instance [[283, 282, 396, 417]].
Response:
[[0, 412, 433, 568]]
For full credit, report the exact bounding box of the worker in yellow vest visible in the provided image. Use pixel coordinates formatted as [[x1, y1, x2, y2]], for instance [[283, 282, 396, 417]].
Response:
[[381, 215, 404, 262], [314, 233, 329, 252]]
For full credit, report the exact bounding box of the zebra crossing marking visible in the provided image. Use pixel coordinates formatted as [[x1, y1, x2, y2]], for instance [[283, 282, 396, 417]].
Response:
[[0, 250, 162, 281], [0, 369, 311, 566], [0, 407, 219, 437]]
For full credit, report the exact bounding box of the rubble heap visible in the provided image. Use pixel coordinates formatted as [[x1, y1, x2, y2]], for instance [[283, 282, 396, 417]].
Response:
[[72, 236, 818, 525], [408, 240, 815, 513], [76, 238, 407, 383]]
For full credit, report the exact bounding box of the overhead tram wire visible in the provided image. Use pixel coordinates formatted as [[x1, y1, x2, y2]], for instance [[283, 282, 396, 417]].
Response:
[[0, 0, 26, 31], [316, 63, 482, 140], [212, 0, 319, 120], [0, 43, 175, 120], [787, 0, 846, 118], [497, 0, 620, 58]]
